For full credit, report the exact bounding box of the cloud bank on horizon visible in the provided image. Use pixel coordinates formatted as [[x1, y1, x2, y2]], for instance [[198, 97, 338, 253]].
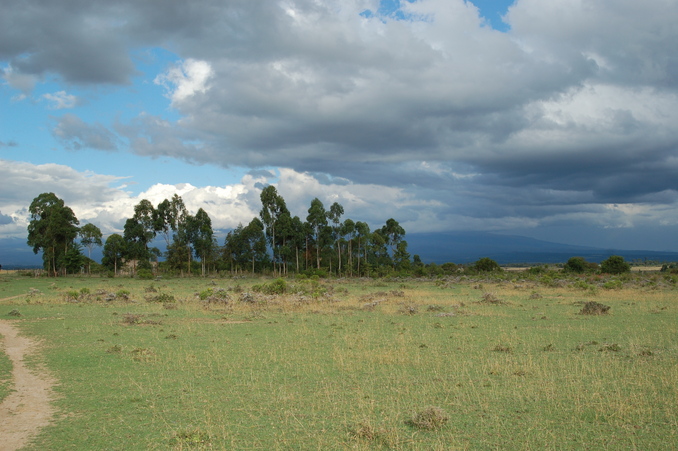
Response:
[[1, 0, 678, 251]]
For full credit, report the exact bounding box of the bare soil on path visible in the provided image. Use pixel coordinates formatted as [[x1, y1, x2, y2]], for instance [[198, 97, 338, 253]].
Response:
[[0, 320, 56, 451]]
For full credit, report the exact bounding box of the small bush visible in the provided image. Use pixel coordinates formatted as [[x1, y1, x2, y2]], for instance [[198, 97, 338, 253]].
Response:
[[603, 279, 623, 290], [472, 257, 502, 273], [600, 255, 631, 274], [252, 278, 288, 295], [405, 406, 449, 430], [136, 269, 154, 280], [564, 257, 597, 273]]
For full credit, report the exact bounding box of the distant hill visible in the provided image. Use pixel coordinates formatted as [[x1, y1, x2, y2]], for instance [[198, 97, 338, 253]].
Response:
[[406, 231, 678, 265], [0, 237, 43, 269], [2, 231, 678, 270]]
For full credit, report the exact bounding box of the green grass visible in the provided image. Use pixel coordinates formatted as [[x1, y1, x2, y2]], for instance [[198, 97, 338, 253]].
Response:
[[1, 273, 677, 449], [0, 336, 11, 405]]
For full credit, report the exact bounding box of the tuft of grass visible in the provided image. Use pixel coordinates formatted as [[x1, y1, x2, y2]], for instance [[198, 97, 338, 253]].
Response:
[[478, 292, 504, 304], [169, 428, 211, 449], [405, 406, 449, 430], [579, 301, 611, 315]]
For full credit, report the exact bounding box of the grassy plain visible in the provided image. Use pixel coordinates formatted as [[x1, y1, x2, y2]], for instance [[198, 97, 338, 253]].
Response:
[[1, 271, 677, 450]]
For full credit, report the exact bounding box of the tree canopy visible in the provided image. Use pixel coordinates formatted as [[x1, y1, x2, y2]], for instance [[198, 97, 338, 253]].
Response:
[[27, 192, 80, 276]]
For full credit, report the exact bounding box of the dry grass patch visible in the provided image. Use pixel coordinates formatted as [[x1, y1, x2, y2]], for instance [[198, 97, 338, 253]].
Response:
[[405, 406, 449, 430]]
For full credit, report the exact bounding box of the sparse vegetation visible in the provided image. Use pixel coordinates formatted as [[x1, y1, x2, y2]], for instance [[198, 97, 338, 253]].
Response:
[[0, 270, 676, 449]]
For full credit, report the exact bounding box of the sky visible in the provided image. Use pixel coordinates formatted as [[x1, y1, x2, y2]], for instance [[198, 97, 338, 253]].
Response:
[[2, 0, 678, 252]]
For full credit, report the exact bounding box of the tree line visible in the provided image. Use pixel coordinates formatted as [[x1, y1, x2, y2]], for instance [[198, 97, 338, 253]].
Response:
[[26, 188, 413, 277]]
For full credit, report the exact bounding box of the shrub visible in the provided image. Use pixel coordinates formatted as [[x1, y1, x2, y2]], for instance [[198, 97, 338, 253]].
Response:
[[600, 255, 630, 274], [603, 279, 623, 290], [440, 262, 459, 274], [253, 278, 288, 295], [563, 257, 590, 274], [473, 257, 502, 272], [136, 269, 154, 280]]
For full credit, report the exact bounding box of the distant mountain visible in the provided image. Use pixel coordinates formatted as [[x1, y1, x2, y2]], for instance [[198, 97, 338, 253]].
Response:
[[0, 237, 43, 269], [406, 231, 678, 265], [2, 231, 678, 270]]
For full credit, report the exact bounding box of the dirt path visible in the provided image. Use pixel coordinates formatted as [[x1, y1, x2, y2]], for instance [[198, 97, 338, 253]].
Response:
[[0, 321, 56, 451]]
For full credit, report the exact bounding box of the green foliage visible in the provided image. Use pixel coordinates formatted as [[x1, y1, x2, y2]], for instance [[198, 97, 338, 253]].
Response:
[[252, 278, 288, 295], [603, 279, 623, 290], [145, 292, 175, 303], [63, 244, 85, 274], [600, 255, 631, 274], [564, 257, 598, 273], [27, 192, 80, 276], [660, 263, 678, 274], [102, 234, 126, 274], [472, 257, 502, 272], [440, 262, 459, 274], [136, 269, 154, 280]]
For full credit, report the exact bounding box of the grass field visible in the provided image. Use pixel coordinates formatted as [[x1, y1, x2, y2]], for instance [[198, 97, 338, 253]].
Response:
[[1, 271, 677, 449]]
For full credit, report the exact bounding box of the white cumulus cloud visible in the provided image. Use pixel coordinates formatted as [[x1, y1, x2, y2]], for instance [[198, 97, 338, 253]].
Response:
[[43, 90, 79, 109], [154, 59, 214, 107]]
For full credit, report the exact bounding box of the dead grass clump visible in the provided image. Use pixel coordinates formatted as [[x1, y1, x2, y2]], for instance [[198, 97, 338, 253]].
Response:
[[405, 406, 449, 430], [121, 313, 163, 326], [122, 313, 142, 325], [348, 421, 399, 448], [492, 343, 513, 353], [478, 292, 504, 304], [362, 300, 383, 311], [399, 304, 418, 315], [579, 301, 610, 315], [131, 347, 156, 362], [598, 343, 621, 352], [349, 421, 378, 441], [239, 292, 256, 303], [106, 344, 123, 354]]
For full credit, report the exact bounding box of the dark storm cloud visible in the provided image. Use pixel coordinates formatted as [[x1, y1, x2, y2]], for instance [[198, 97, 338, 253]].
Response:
[[3, 0, 678, 236], [0, 211, 13, 225]]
